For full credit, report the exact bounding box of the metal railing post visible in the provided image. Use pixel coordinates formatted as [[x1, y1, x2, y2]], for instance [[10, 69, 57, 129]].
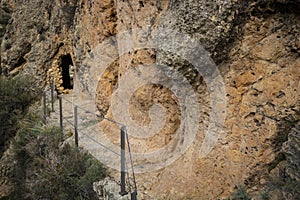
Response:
[[74, 105, 78, 147], [131, 191, 137, 200], [43, 91, 47, 123], [124, 127, 138, 200], [120, 126, 128, 196], [59, 96, 63, 136], [50, 81, 54, 112]]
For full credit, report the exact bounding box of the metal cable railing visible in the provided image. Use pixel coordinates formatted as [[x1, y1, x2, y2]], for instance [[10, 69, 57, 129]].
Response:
[[42, 82, 138, 199]]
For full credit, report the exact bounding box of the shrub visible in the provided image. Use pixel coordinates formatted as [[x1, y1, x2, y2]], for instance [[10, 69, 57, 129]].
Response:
[[0, 76, 41, 158], [2, 3, 12, 14], [230, 185, 251, 200], [261, 190, 269, 200], [8, 113, 108, 199]]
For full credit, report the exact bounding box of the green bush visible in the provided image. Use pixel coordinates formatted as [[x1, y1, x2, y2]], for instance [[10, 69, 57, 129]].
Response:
[[0, 75, 108, 199], [0, 76, 41, 157], [0, 14, 10, 24], [8, 113, 107, 199], [2, 3, 12, 14], [261, 190, 269, 200]]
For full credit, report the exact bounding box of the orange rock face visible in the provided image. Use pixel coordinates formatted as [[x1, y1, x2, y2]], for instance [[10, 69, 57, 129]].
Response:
[[1, 0, 299, 199], [88, 2, 299, 199]]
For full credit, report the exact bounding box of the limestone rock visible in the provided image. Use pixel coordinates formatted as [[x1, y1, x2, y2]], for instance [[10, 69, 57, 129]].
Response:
[[93, 178, 130, 200], [0, 0, 300, 199], [1, 0, 77, 86], [282, 122, 300, 181]]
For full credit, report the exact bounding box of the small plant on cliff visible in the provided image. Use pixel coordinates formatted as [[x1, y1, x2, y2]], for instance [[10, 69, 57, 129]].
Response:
[[261, 190, 269, 200], [231, 185, 251, 200]]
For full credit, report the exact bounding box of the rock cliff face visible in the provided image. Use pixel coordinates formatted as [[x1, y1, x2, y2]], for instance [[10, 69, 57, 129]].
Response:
[[1, 0, 299, 199], [0, 0, 77, 90]]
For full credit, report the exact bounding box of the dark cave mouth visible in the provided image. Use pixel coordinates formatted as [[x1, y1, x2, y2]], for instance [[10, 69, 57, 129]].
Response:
[[60, 54, 74, 90]]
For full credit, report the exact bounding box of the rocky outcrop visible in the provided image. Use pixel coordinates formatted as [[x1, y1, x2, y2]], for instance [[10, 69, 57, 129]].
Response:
[[1, 0, 300, 199], [281, 122, 300, 199], [93, 178, 131, 200], [260, 117, 300, 200], [0, 2, 12, 43], [283, 122, 300, 184], [158, 0, 243, 64], [220, 5, 300, 199], [1, 0, 77, 89]]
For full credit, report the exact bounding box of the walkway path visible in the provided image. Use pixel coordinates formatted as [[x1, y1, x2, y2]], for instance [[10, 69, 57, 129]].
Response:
[[46, 91, 123, 171], [43, 86, 137, 198]]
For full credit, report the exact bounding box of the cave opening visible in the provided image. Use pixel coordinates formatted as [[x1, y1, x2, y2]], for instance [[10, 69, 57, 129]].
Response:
[[60, 54, 74, 90]]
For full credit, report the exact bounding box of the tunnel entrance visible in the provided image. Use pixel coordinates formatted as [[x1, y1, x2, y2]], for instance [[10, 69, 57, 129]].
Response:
[[60, 54, 74, 90]]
